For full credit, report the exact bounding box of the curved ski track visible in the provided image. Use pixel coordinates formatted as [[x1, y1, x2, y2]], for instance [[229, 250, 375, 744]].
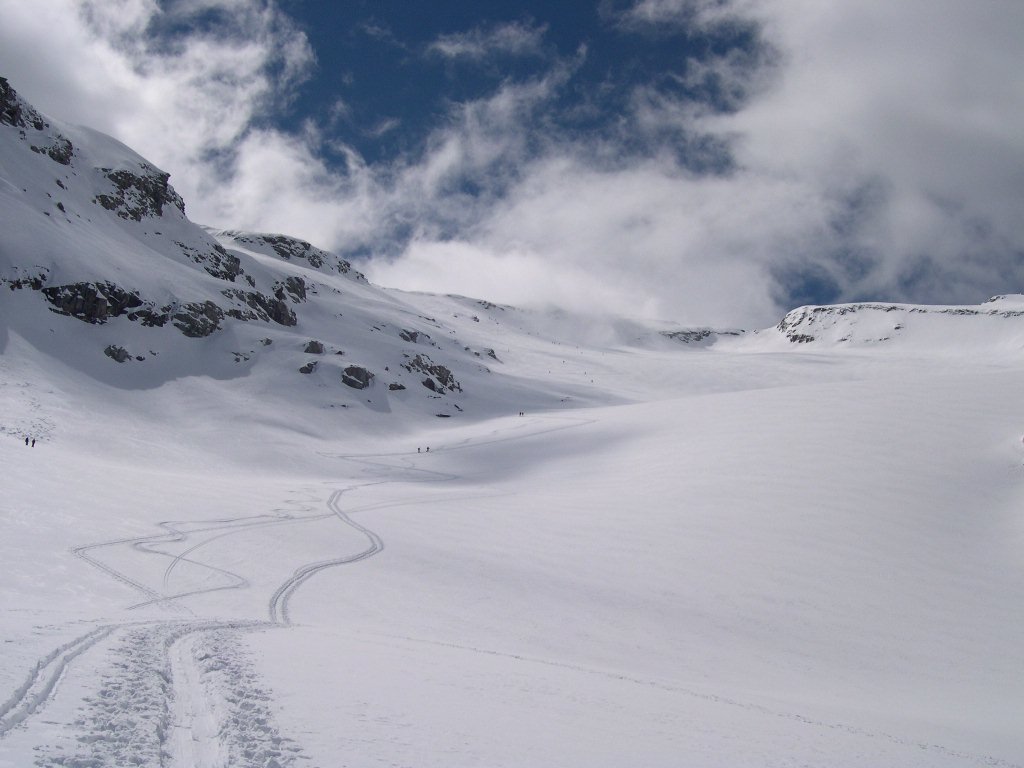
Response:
[[2, 415, 593, 753]]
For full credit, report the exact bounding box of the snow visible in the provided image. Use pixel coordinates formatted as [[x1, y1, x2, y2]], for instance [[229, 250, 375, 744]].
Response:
[[2, 78, 1024, 767], [3, 326, 1024, 766]]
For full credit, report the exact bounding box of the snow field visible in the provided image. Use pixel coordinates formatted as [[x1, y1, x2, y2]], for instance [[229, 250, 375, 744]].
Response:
[[2, 336, 1024, 765], [250, 363, 1024, 766]]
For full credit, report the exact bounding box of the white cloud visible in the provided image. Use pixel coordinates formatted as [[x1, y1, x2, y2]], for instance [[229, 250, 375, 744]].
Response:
[[621, 0, 759, 28], [1, 0, 1023, 327], [0, 0, 313, 221], [370, 154, 826, 325], [428, 21, 548, 61], [695, 0, 1024, 304]]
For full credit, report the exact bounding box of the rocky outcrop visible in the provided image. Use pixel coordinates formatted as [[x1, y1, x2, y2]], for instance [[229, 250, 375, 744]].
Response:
[[30, 135, 73, 165], [661, 328, 744, 346], [217, 231, 366, 281], [342, 366, 374, 389], [2, 268, 48, 291], [402, 354, 461, 394], [222, 289, 297, 326], [299, 361, 318, 374], [400, 329, 430, 344], [94, 165, 186, 221], [0, 77, 45, 131], [304, 340, 325, 354], [274, 276, 308, 303], [176, 241, 244, 282], [465, 346, 499, 361], [103, 344, 130, 363], [172, 301, 223, 337], [41, 281, 144, 323]]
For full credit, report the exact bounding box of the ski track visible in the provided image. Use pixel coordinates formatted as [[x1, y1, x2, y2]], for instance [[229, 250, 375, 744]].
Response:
[[14, 413, 995, 765], [0, 624, 115, 739], [268, 487, 386, 625]]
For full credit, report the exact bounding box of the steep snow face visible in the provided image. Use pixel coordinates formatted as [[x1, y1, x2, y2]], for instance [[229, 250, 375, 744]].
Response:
[[771, 295, 1024, 355], [209, 228, 367, 282], [0, 76, 750, 423], [0, 77, 224, 297]]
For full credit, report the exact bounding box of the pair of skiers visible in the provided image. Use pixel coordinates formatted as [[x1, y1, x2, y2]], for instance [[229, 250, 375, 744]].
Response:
[[24, 437, 35, 447]]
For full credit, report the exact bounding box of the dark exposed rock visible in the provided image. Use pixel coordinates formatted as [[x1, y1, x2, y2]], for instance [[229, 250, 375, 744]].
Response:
[[274, 276, 308, 303], [400, 329, 431, 344], [304, 340, 325, 354], [104, 344, 130, 363], [222, 289, 297, 326], [94, 165, 185, 221], [30, 135, 73, 165], [0, 77, 46, 131], [299, 361, 318, 374], [388, 383, 406, 391], [665, 329, 713, 344], [176, 241, 243, 282], [41, 281, 144, 324], [466, 346, 499, 361], [342, 366, 373, 389], [220, 231, 367, 280], [2, 268, 48, 291], [401, 354, 461, 394], [172, 301, 223, 337], [661, 329, 745, 346], [129, 307, 171, 327]]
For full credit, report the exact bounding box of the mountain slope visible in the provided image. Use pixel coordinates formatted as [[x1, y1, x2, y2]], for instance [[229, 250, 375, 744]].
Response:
[[2, 75, 1024, 768]]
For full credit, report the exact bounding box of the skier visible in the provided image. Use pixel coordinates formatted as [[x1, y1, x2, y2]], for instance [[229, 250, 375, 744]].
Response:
[[31, 439, 35, 447], [24, 437, 29, 446]]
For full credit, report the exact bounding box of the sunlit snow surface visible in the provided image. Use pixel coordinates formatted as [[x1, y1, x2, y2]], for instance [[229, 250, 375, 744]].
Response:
[[2, 293, 1024, 767]]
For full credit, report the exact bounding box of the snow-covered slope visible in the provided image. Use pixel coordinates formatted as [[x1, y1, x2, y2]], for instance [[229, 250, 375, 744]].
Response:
[[1, 76, 738, 424], [3, 76, 1024, 767], [771, 295, 1024, 356]]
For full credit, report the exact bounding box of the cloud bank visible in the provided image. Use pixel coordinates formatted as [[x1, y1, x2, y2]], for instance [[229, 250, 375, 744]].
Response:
[[1, 0, 1022, 326]]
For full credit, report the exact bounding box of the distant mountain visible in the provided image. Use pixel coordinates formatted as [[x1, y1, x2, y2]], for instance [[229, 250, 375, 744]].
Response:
[[3, 73, 1022, 425], [0, 76, 701, 420], [773, 295, 1024, 353]]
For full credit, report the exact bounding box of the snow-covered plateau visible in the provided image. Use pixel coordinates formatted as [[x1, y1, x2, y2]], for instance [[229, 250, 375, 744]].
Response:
[[2, 76, 1023, 767]]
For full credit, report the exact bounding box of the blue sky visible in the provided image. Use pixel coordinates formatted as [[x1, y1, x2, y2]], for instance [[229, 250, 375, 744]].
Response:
[[273, 0, 762, 168], [1, 0, 1023, 325]]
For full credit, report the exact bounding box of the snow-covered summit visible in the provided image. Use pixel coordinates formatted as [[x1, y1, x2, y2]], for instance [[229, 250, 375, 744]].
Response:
[[772, 295, 1024, 354]]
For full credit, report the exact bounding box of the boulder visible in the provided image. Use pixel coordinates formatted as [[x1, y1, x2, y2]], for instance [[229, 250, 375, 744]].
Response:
[[103, 344, 130, 363], [342, 366, 373, 389]]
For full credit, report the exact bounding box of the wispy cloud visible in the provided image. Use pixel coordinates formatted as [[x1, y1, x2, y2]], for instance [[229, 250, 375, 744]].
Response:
[[2, 0, 1023, 326], [427, 20, 549, 61], [616, 0, 756, 29]]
